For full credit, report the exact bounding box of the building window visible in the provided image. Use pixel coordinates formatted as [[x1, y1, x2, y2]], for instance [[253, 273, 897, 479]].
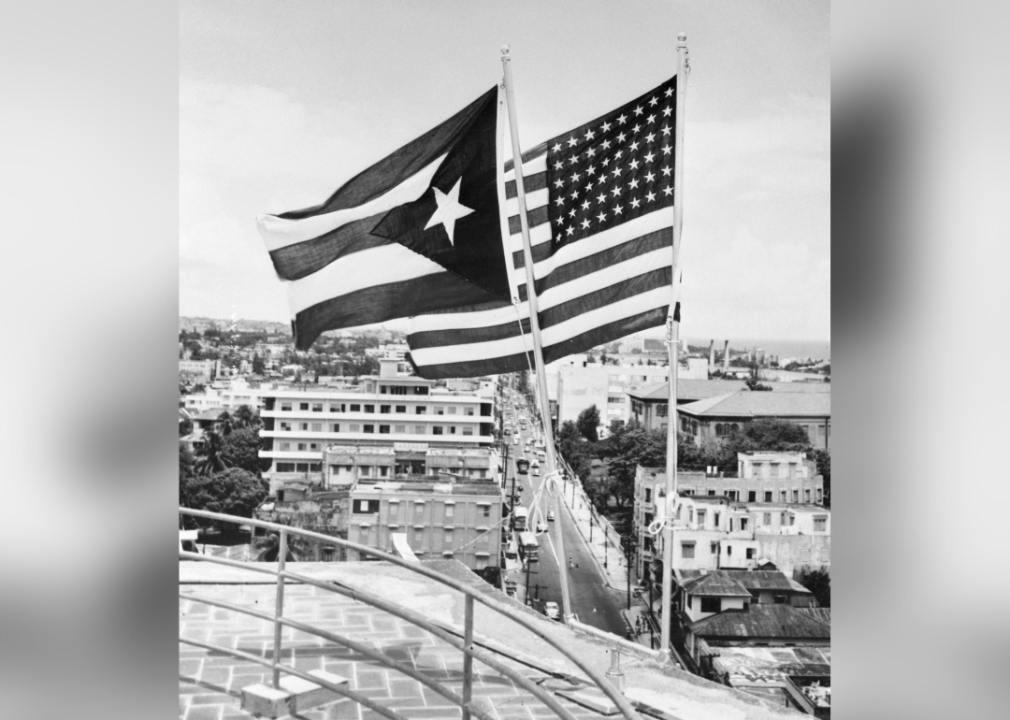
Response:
[[300, 403, 309, 411], [350, 404, 361, 412], [380, 405, 391, 414], [462, 427, 473, 436], [433, 426, 444, 435], [445, 504, 455, 519], [329, 403, 344, 412], [363, 424, 375, 433], [379, 425, 390, 434], [444, 529, 453, 545], [395, 405, 406, 413], [804, 488, 812, 503], [448, 406, 457, 415], [763, 512, 772, 525], [395, 425, 406, 433], [312, 403, 323, 412], [740, 518, 748, 531], [482, 505, 490, 518], [727, 545, 732, 556], [814, 515, 827, 531], [309, 443, 318, 451], [297, 443, 306, 451], [280, 422, 291, 431], [414, 503, 424, 518], [413, 386, 429, 395], [746, 548, 756, 559], [792, 489, 799, 502], [449, 426, 457, 434], [300, 423, 309, 431], [700, 597, 720, 613], [764, 491, 773, 502], [435, 406, 444, 415], [311, 422, 321, 432], [727, 490, 739, 501], [714, 512, 720, 526], [360, 466, 371, 477], [644, 488, 652, 503], [415, 406, 427, 414], [390, 386, 407, 396], [379, 466, 389, 478], [781, 490, 789, 503], [681, 542, 695, 559], [280, 442, 290, 451], [380, 385, 388, 394], [414, 425, 425, 434], [364, 404, 375, 413], [353, 500, 380, 514], [280, 402, 292, 411], [349, 423, 360, 432], [816, 488, 823, 503], [697, 510, 706, 527], [414, 528, 424, 545], [708, 489, 716, 496], [748, 490, 757, 502], [710, 542, 718, 554], [465, 407, 474, 416], [276, 462, 295, 472]]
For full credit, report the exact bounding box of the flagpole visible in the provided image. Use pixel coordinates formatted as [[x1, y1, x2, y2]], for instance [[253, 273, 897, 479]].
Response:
[[500, 45, 574, 623], [660, 33, 689, 662]]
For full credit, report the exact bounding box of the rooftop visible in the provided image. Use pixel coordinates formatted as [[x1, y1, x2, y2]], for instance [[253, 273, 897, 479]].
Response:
[[681, 572, 753, 598], [180, 559, 803, 720], [627, 379, 830, 403], [691, 605, 831, 640], [711, 645, 831, 684], [678, 392, 831, 419]]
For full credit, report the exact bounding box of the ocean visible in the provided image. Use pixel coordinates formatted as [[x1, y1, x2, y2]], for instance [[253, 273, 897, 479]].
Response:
[[682, 337, 830, 362]]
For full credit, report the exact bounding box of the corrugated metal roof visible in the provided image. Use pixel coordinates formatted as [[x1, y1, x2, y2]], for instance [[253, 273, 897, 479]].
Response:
[[678, 392, 831, 418], [691, 604, 831, 640], [682, 572, 753, 597]]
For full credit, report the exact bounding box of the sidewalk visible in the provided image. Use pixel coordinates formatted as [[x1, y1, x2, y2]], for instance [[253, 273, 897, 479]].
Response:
[[556, 475, 630, 592]]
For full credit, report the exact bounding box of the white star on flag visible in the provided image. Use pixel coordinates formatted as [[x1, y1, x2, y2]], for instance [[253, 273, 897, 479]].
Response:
[[424, 177, 474, 246]]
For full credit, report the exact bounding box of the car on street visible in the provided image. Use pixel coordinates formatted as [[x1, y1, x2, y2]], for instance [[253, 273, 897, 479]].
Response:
[[544, 601, 560, 620], [547, 510, 555, 521], [532, 467, 540, 477], [536, 521, 546, 533], [513, 435, 519, 444]]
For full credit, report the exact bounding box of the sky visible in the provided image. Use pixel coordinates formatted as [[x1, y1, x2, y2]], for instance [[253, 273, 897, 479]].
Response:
[[180, 0, 829, 342]]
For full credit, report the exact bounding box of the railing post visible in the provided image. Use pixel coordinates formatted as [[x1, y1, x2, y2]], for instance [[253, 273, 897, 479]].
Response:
[[605, 649, 626, 693], [462, 595, 474, 720], [272, 530, 288, 689]]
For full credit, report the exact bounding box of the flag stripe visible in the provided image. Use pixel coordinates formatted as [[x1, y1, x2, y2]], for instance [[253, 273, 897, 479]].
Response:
[[409, 284, 671, 367], [258, 153, 447, 251], [267, 213, 393, 281], [507, 206, 550, 235], [504, 170, 548, 199], [295, 271, 499, 346], [504, 184, 548, 216], [288, 243, 447, 315], [411, 306, 668, 379], [409, 266, 669, 351], [503, 144, 549, 174]]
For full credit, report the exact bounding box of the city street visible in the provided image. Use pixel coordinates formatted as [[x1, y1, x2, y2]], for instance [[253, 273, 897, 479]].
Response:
[[503, 394, 628, 638]]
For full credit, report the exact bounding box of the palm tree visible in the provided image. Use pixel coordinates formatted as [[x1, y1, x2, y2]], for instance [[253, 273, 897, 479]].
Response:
[[195, 430, 230, 476], [216, 410, 234, 436]]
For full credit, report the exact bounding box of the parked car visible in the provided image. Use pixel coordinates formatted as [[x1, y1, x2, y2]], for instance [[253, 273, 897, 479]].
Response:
[[544, 601, 560, 620], [547, 510, 555, 522]]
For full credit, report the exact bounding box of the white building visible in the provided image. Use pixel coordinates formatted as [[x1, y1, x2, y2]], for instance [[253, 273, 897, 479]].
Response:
[[259, 360, 496, 488], [554, 362, 672, 427]]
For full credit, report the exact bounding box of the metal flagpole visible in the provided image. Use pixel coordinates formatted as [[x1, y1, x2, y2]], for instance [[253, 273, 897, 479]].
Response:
[[500, 45, 574, 623], [660, 33, 689, 661]]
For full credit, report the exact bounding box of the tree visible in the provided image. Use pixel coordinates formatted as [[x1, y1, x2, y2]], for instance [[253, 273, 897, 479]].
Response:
[[194, 429, 230, 476], [253, 531, 313, 562], [810, 448, 831, 507], [220, 427, 271, 476], [252, 353, 265, 374], [745, 364, 772, 391], [216, 410, 234, 437], [180, 465, 267, 530], [179, 416, 194, 437], [577, 405, 601, 442], [796, 568, 830, 608], [232, 404, 260, 430]]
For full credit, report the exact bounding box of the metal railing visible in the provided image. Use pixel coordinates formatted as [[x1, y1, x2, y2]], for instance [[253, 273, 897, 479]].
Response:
[[179, 508, 648, 720]]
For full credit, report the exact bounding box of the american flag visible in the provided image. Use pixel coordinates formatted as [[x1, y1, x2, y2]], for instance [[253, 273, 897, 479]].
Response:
[[406, 76, 678, 379]]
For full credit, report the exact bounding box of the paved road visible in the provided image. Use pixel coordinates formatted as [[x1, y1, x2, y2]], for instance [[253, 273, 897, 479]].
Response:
[[503, 396, 627, 637]]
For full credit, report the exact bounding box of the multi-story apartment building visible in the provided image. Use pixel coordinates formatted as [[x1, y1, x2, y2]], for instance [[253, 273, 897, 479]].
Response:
[[259, 360, 496, 489], [634, 461, 831, 580], [345, 476, 503, 571], [554, 362, 672, 428]]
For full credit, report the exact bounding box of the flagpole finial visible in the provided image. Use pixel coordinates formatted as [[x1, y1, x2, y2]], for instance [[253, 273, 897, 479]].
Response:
[[678, 33, 687, 45], [501, 45, 510, 56]]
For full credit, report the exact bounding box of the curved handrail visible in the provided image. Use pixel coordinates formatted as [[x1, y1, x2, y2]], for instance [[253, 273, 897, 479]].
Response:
[[180, 550, 581, 720], [180, 507, 647, 720]]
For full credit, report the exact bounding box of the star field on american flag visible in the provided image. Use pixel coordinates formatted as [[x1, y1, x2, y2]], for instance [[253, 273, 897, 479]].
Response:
[[546, 77, 676, 251]]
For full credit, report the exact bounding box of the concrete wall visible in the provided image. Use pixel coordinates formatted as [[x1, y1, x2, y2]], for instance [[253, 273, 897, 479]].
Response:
[[757, 534, 832, 576]]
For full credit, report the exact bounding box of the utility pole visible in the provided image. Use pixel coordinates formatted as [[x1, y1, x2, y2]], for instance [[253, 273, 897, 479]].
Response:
[[604, 527, 608, 570], [648, 575, 655, 649]]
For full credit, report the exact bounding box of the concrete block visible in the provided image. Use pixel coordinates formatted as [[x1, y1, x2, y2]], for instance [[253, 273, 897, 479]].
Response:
[[282, 670, 349, 713], [240, 683, 291, 718]]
